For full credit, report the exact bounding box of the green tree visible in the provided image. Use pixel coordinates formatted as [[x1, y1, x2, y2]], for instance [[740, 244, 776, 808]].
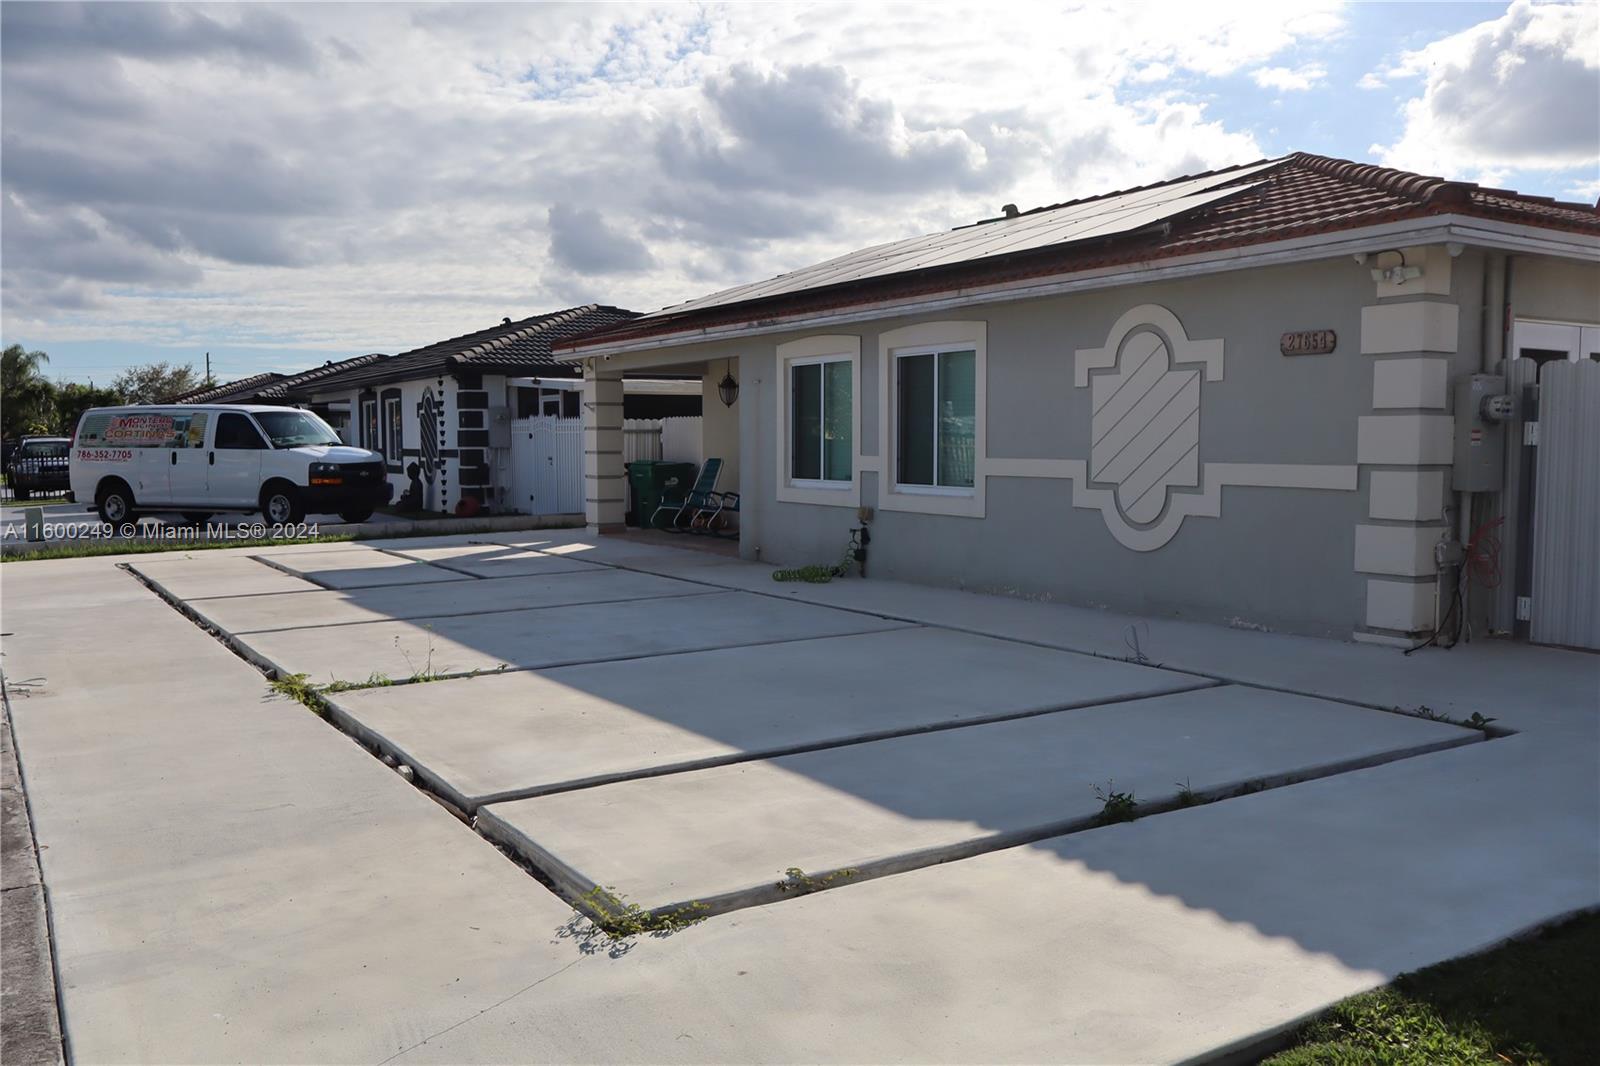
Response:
[[110, 361, 199, 404], [53, 381, 124, 436], [1, 343, 58, 439]]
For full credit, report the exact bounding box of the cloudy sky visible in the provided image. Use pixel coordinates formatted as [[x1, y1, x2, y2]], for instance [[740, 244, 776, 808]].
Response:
[[3, 1, 1596, 384]]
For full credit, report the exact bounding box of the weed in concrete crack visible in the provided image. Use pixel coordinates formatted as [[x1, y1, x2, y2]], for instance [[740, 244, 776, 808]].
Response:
[[322, 671, 392, 693], [1406, 703, 1449, 722], [561, 886, 709, 956], [395, 629, 448, 682], [1175, 778, 1200, 807], [267, 673, 330, 717], [1092, 780, 1138, 824], [1395, 704, 1499, 732], [776, 866, 860, 893]]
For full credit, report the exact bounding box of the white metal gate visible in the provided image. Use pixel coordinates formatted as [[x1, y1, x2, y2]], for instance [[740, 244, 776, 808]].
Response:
[[1528, 360, 1600, 649], [509, 417, 583, 515]]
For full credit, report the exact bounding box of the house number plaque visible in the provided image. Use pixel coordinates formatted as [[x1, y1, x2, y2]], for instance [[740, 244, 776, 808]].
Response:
[[1280, 329, 1337, 356]]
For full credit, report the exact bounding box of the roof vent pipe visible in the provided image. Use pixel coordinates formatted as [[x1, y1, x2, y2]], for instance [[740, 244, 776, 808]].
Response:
[[1001, 204, 1019, 218]]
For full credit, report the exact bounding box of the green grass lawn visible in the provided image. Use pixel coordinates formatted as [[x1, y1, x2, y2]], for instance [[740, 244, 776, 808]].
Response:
[[1263, 911, 1599, 1065]]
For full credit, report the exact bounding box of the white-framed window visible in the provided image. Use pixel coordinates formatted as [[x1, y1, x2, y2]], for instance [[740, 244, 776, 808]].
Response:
[[789, 354, 853, 486], [774, 334, 861, 507], [360, 399, 378, 451], [893, 347, 975, 493], [879, 321, 987, 518], [384, 396, 402, 462]]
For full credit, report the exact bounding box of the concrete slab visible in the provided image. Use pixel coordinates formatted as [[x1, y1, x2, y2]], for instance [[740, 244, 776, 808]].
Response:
[[257, 547, 469, 589], [486, 531, 748, 572], [187, 567, 714, 635], [3, 559, 584, 1065], [383, 543, 613, 578], [1, 884, 63, 1066], [127, 553, 316, 599], [480, 685, 1480, 915], [632, 551, 1600, 738], [235, 590, 912, 684], [3, 551, 1596, 1065], [325, 626, 1202, 810]]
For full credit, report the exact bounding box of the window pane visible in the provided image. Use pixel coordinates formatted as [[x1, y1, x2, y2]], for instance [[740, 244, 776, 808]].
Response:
[[790, 363, 822, 481], [937, 349, 975, 488], [216, 413, 261, 450], [822, 360, 852, 482], [897, 353, 935, 485]]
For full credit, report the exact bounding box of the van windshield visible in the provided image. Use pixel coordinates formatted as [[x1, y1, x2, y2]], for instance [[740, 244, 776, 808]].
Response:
[[252, 411, 342, 449]]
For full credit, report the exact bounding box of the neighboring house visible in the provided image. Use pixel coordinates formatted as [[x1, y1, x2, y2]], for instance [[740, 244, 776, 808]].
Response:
[[283, 305, 699, 513], [167, 353, 391, 439], [558, 152, 1600, 646]]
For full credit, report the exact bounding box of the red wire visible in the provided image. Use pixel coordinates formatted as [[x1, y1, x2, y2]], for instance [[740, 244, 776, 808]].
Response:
[[1464, 516, 1504, 589]]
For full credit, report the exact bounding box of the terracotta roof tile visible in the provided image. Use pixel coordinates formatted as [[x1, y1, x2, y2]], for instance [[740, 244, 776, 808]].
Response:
[[563, 151, 1597, 350]]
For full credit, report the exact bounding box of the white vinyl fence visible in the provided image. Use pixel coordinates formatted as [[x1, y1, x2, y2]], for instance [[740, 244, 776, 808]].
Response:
[[623, 417, 703, 468], [508, 417, 584, 515], [510, 416, 703, 518]]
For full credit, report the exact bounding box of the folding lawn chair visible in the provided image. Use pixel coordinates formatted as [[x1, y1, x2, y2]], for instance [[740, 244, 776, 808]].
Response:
[[650, 459, 722, 532]]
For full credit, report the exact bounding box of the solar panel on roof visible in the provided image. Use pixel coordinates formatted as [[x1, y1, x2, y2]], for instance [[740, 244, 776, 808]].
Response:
[[644, 159, 1283, 318]]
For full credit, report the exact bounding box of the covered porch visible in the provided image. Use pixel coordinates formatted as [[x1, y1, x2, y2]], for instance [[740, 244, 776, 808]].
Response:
[[574, 348, 743, 541]]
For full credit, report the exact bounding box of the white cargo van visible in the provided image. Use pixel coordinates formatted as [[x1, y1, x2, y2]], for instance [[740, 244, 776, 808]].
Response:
[[70, 405, 392, 525]]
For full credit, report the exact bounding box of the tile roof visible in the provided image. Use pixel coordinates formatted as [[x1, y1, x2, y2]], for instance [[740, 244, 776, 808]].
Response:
[[260, 352, 389, 399], [169, 372, 286, 404], [288, 304, 639, 394], [168, 353, 392, 405], [562, 151, 1599, 351]]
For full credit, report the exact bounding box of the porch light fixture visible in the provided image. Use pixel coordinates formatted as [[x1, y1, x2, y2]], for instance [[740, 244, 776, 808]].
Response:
[[717, 360, 739, 407]]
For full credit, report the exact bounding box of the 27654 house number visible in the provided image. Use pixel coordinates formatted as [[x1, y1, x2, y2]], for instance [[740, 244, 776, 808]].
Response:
[[1280, 329, 1337, 356]]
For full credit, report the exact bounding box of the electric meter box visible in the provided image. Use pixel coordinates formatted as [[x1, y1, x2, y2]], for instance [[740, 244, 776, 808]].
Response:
[[487, 406, 512, 448], [1451, 373, 1508, 492]]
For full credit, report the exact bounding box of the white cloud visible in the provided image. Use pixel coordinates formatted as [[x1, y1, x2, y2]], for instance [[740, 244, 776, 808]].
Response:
[[1372, 1, 1599, 176], [1, 1, 1346, 359], [1565, 177, 1600, 203], [1251, 63, 1327, 92]]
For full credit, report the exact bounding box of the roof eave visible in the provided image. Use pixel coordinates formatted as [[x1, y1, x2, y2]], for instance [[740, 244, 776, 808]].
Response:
[[555, 213, 1600, 361]]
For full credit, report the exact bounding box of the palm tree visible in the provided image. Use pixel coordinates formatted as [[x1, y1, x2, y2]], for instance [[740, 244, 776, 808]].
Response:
[[2, 343, 57, 439]]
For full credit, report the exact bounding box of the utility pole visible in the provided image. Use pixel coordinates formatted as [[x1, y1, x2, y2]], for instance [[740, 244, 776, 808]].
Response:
[[205, 351, 212, 386]]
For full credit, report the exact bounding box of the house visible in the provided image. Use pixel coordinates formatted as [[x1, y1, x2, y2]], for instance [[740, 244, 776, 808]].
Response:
[[167, 353, 391, 439], [282, 305, 701, 513], [556, 152, 1600, 646]]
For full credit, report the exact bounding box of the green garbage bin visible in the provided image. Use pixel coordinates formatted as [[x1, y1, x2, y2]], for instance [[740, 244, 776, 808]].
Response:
[[637, 461, 698, 529], [625, 461, 658, 527]]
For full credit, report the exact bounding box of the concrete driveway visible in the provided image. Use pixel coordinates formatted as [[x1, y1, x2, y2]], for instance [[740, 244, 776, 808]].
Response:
[[2, 532, 1596, 1063]]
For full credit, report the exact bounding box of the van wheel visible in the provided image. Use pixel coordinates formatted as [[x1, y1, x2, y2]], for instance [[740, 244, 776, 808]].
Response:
[[182, 512, 211, 524], [96, 480, 134, 524], [260, 483, 305, 525], [338, 505, 375, 524]]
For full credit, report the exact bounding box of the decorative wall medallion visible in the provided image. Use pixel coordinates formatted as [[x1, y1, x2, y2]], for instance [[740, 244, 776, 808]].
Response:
[[1073, 304, 1223, 551], [418, 387, 440, 484]]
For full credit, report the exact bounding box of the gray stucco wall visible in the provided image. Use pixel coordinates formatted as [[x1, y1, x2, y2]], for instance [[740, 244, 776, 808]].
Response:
[[611, 249, 1569, 637], [1511, 255, 1600, 325]]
